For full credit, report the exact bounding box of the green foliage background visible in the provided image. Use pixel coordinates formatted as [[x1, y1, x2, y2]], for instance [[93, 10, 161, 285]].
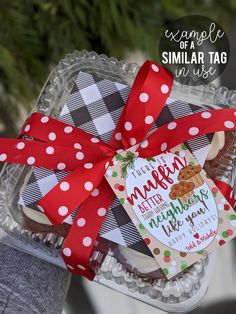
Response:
[[0, 0, 235, 131]]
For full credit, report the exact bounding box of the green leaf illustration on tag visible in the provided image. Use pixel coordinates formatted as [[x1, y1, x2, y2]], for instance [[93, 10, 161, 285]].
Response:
[[119, 151, 137, 178], [146, 157, 156, 162], [115, 153, 123, 161]]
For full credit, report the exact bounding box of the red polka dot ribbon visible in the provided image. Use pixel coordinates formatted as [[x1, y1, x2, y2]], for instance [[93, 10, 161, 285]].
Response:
[[0, 60, 236, 280]]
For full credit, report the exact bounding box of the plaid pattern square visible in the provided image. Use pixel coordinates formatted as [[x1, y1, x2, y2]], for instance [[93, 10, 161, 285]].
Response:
[[18, 72, 213, 255]]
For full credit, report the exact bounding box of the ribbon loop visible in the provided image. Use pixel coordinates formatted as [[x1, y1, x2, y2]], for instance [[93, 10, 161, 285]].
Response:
[[19, 112, 112, 159], [138, 109, 236, 158], [120, 61, 173, 148], [38, 156, 113, 225]]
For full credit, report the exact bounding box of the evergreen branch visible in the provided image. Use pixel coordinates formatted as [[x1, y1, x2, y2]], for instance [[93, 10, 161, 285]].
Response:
[[120, 151, 136, 178]]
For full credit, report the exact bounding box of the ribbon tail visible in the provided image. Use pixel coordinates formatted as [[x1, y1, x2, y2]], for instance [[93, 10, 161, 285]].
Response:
[[61, 179, 114, 280], [214, 179, 236, 209], [19, 112, 112, 159], [37, 156, 112, 225]]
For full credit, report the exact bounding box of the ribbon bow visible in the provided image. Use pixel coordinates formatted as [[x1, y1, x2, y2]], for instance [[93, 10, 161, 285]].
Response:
[[1, 61, 236, 280]]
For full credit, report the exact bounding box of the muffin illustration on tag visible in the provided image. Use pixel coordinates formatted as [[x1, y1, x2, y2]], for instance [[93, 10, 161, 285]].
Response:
[[169, 181, 195, 203], [178, 165, 204, 188]]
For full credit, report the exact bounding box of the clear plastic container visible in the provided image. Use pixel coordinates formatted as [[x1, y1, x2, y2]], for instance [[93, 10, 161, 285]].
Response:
[[0, 50, 235, 313]]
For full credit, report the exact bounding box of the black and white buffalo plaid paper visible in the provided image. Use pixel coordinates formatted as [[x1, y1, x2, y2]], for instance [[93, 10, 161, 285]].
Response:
[[18, 71, 213, 256]]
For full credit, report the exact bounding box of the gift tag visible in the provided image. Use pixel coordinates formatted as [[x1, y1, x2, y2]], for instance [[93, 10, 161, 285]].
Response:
[[105, 144, 236, 279]]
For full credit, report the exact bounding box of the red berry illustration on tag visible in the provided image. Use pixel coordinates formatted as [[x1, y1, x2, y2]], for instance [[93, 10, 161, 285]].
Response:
[[164, 256, 171, 263], [222, 229, 234, 238], [227, 229, 233, 236], [224, 204, 230, 211], [115, 184, 125, 192], [118, 185, 125, 192], [219, 240, 225, 246], [114, 183, 120, 190], [163, 250, 171, 263]]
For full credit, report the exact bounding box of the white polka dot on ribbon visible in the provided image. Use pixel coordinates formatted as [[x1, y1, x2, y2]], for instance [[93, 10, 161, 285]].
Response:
[[64, 126, 73, 134], [84, 181, 93, 191], [189, 127, 199, 136], [167, 122, 177, 130], [46, 146, 54, 155], [161, 143, 167, 151], [130, 138, 136, 145], [58, 206, 69, 216], [84, 163, 93, 169], [91, 137, 100, 143], [63, 247, 72, 256], [201, 112, 212, 119], [76, 152, 84, 160], [77, 265, 86, 270], [140, 140, 148, 148], [41, 116, 49, 123], [24, 125, 31, 132], [91, 188, 99, 197], [161, 84, 169, 94], [17, 142, 25, 150], [48, 132, 56, 141], [139, 92, 149, 103], [77, 218, 86, 227], [124, 122, 132, 131], [82, 237, 92, 247], [97, 207, 106, 217], [57, 163, 66, 170], [151, 64, 159, 72], [74, 143, 82, 149], [145, 115, 154, 124], [27, 157, 35, 165], [60, 182, 70, 191], [224, 121, 234, 129], [115, 132, 122, 141]]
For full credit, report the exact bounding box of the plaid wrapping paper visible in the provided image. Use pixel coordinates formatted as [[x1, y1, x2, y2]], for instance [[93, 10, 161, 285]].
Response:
[[18, 71, 213, 256]]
